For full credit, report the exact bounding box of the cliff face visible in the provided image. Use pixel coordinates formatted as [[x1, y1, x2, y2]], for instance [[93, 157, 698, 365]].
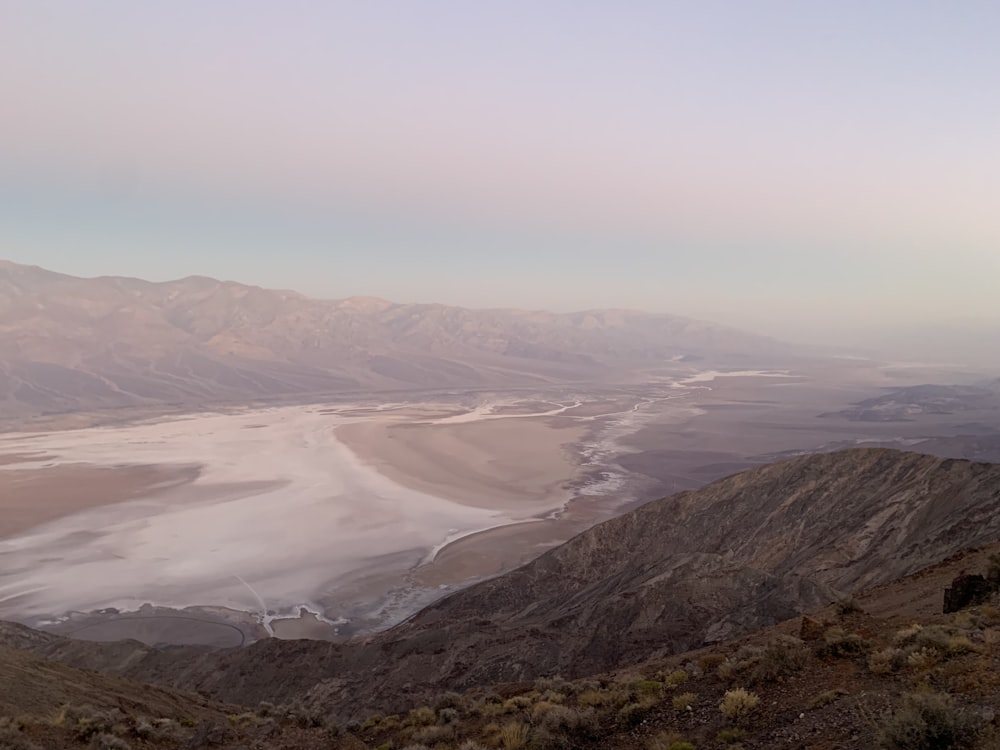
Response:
[[6, 449, 1000, 719]]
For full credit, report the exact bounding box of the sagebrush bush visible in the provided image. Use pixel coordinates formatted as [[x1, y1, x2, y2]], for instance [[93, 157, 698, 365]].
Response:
[[617, 698, 656, 727], [819, 626, 870, 658], [498, 721, 529, 749], [672, 692, 697, 711], [0, 723, 41, 750], [717, 727, 747, 744], [577, 689, 613, 707], [870, 647, 904, 675], [432, 691, 465, 711], [534, 676, 572, 695], [698, 653, 726, 673], [411, 724, 454, 745], [537, 706, 597, 738], [719, 688, 760, 722], [906, 646, 940, 671], [406, 706, 436, 727], [877, 691, 980, 750], [664, 669, 688, 688]]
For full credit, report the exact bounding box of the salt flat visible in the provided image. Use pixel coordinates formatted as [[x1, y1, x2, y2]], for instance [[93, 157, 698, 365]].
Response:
[[0, 403, 582, 626]]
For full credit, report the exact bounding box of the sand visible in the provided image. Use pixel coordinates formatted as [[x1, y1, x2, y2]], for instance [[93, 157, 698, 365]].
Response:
[[0, 460, 199, 539], [336, 416, 586, 514]]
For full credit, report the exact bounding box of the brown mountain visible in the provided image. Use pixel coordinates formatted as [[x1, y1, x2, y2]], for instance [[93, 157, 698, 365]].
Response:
[[0, 260, 793, 418], [8, 448, 1000, 722]]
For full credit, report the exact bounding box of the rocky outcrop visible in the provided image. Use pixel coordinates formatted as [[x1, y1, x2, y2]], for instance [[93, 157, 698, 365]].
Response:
[[943, 573, 991, 613]]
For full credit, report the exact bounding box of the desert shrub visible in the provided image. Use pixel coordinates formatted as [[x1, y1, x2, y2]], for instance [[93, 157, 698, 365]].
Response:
[[577, 689, 613, 707], [818, 626, 870, 658], [750, 635, 809, 682], [719, 688, 760, 722], [915, 626, 962, 653], [538, 690, 566, 705], [534, 676, 572, 695], [90, 735, 131, 750], [499, 721, 529, 749], [360, 714, 383, 731], [894, 624, 924, 644], [433, 691, 466, 711], [407, 706, 437, 727], [979, 605, 1000, 625], [617, 698, 657, 728], [537, 706, 596, 737], [503, 696, 533, 713], [809, 689, 847, 709], [672, 692, 697, 711], [716, 659, 738, 681], [717, 727, 747, 744], [870, 647, 905, 675], [665, 669, 689, 688], [906, 647, 941, 671], [379, 715, 401, 732], [529, 701, 560, 721], [227, 711, 267, 728], [411, 724, 454, 745], [527, 707, 597, 750], [637, 680, 665, 694], [878, 691, 980, 749], [698, 653, 726, 673], [945, 634, 977, 655], [55, 706, 128, 742], [0, 723, 41, 750], [131, 718, 154, 739], [278, 699, 326, 728]]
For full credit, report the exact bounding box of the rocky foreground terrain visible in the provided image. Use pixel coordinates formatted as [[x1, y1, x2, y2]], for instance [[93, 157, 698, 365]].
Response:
[[0, 260, 794, 419], [3, 447, 1000, 748]]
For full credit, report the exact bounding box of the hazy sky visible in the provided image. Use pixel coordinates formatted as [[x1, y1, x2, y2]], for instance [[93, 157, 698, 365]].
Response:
[[1, 1, 998, 344]]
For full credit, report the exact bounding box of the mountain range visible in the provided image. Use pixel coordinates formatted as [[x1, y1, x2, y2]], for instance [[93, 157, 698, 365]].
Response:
[[0, 260, 793, 419]]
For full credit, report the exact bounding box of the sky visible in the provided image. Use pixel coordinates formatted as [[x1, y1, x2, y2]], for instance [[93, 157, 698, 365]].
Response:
[[1, 1, 998, 347]]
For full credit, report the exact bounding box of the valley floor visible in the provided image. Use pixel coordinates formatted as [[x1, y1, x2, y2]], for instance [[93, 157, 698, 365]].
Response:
[[1, 362, 996, 647]]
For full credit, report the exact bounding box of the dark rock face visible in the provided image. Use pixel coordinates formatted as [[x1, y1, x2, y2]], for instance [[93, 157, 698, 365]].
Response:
[[8, 448, 1000, 720], [943, 574, 991, 613]]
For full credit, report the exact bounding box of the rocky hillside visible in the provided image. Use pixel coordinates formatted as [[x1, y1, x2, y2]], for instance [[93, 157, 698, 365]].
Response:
[[9, 448, 1000, 724], [4, 542, 1000, 749], [0, 260, 793, 418]]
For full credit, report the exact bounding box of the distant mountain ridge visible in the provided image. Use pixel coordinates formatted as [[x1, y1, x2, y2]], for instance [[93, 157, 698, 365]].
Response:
[[0, 260, 793, 418]]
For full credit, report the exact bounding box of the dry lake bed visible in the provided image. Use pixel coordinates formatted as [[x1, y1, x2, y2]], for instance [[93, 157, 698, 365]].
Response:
[[2, 364, 990, 646]]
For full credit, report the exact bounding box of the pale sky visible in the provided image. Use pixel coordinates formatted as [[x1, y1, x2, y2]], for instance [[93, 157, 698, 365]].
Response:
[[1, 1, 998, 347]]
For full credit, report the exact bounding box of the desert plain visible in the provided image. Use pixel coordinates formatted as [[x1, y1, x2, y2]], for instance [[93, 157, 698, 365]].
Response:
[[2, 363, 997, 646]]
